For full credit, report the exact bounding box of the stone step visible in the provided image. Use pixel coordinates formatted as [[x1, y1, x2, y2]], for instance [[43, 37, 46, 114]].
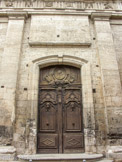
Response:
[[18, 153, 104, 162], [0, 160, 114, 162], [97, 159, 113, 162]]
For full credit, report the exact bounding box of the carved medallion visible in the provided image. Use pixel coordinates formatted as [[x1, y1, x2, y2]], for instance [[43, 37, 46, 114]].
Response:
[[54, 67, 66, 80]]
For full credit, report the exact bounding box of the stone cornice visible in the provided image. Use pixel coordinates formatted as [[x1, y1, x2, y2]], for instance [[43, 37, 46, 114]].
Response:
[[0, 11, 122, 20], [28, 11, 91, 16], [0, 9, 122, 22]]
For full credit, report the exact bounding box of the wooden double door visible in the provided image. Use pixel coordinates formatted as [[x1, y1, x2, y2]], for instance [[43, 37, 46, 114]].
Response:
[[37, 65, 84, 153]]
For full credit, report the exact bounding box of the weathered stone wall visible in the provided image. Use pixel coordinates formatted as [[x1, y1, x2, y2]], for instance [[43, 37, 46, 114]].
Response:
[[13, 14, 108, 154], [0, 13, 26, 146], [14, 15, 95, 154], [111, 21, 122, 87], [92, 13, 122, 150], [0, 19, 8, 66], [90, 20, 107, 153], [0, 20, 9, 145], [0, 1, 122, 158], [108, 20, 122, 148]]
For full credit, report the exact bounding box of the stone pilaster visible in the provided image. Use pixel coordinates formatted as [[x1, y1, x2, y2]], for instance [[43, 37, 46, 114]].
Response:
[[0, 12, 27, 145], [92, 12, 122, 139]]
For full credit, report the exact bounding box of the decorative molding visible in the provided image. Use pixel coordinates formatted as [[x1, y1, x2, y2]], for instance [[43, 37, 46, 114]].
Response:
[[29, 41, 91, 47], [110, 20, 122, 25], [0, 0, 122, 11], [0, 17, 8, 22]]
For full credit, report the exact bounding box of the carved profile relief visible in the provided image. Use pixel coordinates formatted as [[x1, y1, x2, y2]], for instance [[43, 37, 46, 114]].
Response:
[[85, 2, 93, 9], [25, 0, 35, 7], [45, 2, 53, 7], [5, 0, 14, 7]]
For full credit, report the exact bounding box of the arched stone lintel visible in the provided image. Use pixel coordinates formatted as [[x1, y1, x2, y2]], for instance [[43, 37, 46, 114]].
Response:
[[32, 55, 88, 67]]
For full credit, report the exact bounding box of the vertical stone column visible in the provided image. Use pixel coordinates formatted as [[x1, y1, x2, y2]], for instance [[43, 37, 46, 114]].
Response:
[[82, 62, 96, 153], [0, 12, 27, 146], [92, 13, 122, 140]]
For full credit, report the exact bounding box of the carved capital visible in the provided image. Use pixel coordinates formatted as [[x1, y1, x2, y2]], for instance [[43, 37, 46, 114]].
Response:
[[7, 11, 28, 20], [91, 12, 112, 21]]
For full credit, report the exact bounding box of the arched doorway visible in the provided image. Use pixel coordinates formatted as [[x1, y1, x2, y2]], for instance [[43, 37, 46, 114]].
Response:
[[37, 65, 84, 153]]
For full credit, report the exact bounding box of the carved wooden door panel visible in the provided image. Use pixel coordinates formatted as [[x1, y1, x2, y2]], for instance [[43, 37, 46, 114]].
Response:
[[38, 89, 58, 153], [63, 89, 84, 153], [37, 65, 84, 153]]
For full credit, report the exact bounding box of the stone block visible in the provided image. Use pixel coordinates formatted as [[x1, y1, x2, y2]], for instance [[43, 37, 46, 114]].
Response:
[[95, 21, 111, 33], [29, 15, 91, 46]]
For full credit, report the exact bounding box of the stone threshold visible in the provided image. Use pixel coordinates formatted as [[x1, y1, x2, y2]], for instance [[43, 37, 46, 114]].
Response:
[[18, 153, 103, 161]]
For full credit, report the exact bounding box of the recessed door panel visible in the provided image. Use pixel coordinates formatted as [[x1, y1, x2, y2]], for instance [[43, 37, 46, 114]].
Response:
[[63, 134, 84, 153], [39, 89, 57, 132], [63, 89, 82, 132], [39, 104, 56, 132], [38, 134, 58, 148]]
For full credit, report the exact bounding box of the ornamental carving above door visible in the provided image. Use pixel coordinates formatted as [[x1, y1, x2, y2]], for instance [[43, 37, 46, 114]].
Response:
[[37, 65, 84, 153]]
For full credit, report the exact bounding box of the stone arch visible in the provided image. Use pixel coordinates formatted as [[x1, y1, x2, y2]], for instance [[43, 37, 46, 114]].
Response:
[[27, 55, 96, 154]]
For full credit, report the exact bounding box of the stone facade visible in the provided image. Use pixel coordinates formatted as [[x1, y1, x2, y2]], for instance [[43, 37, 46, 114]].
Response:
[[0, 0, 122, 160]]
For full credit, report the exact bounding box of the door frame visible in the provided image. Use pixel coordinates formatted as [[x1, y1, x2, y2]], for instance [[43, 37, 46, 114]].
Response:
[[27, 55, 96, 154]]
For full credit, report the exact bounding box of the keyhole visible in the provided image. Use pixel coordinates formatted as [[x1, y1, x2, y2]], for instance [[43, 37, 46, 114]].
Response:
[[72, 107, 75, 111], [72, 123, 75, 127], [46, 107, 50, 112]]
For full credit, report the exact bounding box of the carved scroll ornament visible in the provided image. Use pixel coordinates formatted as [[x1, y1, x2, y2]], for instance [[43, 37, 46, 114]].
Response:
[[44, 67, 76, 87]]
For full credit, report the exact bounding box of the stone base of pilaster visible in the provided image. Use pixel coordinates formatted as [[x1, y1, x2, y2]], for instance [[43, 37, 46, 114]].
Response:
[[0, 146, 16, 161], [106, 146, 122, 161]]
